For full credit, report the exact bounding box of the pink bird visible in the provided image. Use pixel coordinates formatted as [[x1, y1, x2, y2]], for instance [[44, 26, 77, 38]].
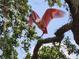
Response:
[[28, 8, 64, 35]]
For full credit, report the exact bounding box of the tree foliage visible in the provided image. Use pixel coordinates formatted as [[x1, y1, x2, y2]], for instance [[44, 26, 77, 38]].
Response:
[[38, 46, 67, 59], [0, 0, 32, 59]]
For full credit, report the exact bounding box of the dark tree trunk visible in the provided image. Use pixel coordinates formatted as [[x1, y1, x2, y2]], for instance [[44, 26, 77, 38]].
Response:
[[65, 0, 79, 45]]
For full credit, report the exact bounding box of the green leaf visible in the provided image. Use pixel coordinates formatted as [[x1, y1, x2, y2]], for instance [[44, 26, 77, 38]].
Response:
[[56, 0, 62, 7], [48, 0, 54, 7]]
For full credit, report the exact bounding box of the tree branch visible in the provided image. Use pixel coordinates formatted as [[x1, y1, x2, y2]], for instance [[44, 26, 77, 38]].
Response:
[[65, 0, 79, 45], [31, 22, 73, 59]]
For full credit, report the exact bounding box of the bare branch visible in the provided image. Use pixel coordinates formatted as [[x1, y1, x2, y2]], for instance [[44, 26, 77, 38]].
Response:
[[31, 22, 72, 59]]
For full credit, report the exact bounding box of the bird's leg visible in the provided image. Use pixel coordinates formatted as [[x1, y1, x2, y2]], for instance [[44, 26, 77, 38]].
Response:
[[35, 33, 44, 40], [40, 33, 44, 37]]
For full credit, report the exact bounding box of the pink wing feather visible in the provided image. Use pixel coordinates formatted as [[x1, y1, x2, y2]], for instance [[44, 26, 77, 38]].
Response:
[[28, 11, 40, 26], [41, 8, 64, 27]]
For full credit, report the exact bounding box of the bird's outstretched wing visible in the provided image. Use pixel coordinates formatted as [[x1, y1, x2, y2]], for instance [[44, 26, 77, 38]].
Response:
[[28, 11, 40, 26], [28, 8, 65, 35], [41, 8, 64, 27]]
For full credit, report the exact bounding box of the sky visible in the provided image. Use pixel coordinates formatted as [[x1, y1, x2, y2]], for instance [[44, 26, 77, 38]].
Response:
[[0, 0, 78, 59]]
